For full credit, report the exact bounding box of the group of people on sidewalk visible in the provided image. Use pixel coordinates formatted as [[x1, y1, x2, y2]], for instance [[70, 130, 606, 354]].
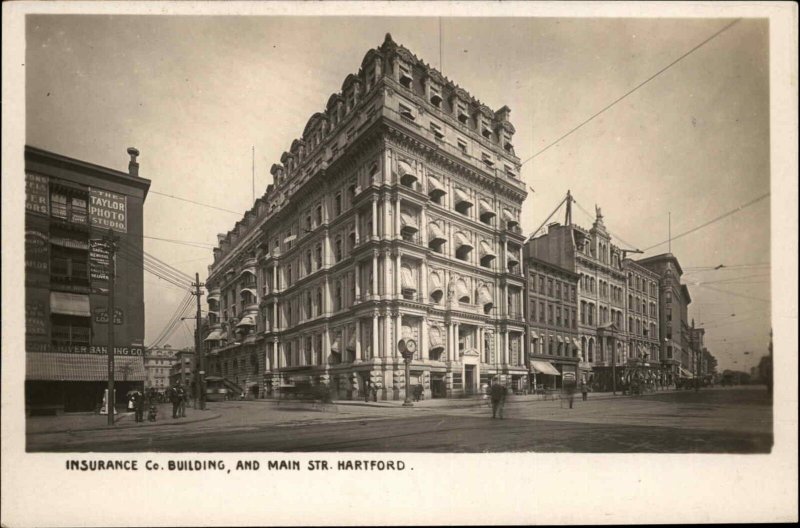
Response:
[[167, 383, 188, 419]]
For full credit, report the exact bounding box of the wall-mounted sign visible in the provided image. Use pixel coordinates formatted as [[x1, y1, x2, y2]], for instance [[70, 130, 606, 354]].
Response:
[[25, 229, 50, 275], [90, 189, 127, 232], [25, 303, 47, 335], [25, 172, 49, 216], [93, 307, 123, 325], [26, 342, 143, 356], [89, 239, 111, 282]]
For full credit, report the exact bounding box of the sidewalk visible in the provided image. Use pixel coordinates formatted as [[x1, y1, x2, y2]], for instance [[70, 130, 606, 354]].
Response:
[[26, 403, 221, 436]]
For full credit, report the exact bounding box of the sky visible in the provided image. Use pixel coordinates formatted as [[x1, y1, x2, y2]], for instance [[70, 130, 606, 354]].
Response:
[[25, 14, 773, 372]]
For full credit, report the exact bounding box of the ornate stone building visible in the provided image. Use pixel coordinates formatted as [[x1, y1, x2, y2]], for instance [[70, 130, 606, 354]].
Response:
[[621, 258, 661, 383], [204, 34, 526, 400]]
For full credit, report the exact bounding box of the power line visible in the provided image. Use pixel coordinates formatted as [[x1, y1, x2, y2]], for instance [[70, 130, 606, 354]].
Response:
[[641, 192, 770, 252], [520, 18, 741, 166], [693, 283, 771, 303], [573, 199, 640, 249], [149, 190, 242, 215], [118, 239, 195, 283], [117, 243, 193, 286], [143, 235, 215, 249]]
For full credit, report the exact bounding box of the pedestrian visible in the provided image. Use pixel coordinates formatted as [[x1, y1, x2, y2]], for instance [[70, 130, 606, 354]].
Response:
[[371, 384, 378, 402], [169, 385, 180, 419], [564, 380, 576, 409], [364, 381, 371, 403], [413, 385, 423, 402], [134, 391, 145, 423], [490, 383, 507, 419], [177, 385, 187, 417]]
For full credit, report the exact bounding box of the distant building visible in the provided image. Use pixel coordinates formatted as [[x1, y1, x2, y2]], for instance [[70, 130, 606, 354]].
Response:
[[204, 34, 526, 400], [636, 253, 693, 385], [523, 255, 582, 390], [144, 345, 178, 391], [24, 146, 150, 413], [168, 349, 195, 389]]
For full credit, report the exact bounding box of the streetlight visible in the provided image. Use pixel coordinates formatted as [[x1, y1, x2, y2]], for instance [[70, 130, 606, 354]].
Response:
[[398, 338, 416, 407]]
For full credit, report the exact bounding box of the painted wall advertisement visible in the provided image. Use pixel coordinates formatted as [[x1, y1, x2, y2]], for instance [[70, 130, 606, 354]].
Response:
[[25, 303, 47, 336], [93, 307, 123, 325], [90, 188, 127, 233], [25, 172, 49, 216], [25, 342, 144, 356], [89, 238, 111, 282], [25, 229, 50, 275]]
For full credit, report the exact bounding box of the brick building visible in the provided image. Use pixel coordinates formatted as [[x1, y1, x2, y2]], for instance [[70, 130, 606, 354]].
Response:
[[24, 146, 150, 412]]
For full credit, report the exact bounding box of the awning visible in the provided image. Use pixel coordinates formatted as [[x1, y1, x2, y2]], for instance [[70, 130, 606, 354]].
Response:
[[428, 222, 446, 242], [455, 281, 470, 302], [503, 209, 519, 227], [455, 232, 473, 250], [507, 251, 520, 265], [398, 160, 416, 180], [27, 353, 145, 382], [479, 199, 495, 218], [330, 334, 341, 353], [454, 188, 472, 206], [572, 338, 582, 349], [531, 330, 539, 339], [479, 241, 496, 258], [531, 360, 561, 376], [346, 329, 356, 352], [557, 335, 564, 343], [207, 292, 220, 303], [401, 266, 416, 291], [50, 292, 91, 317], [428, 175, 445, 196], [236, 315, 255, 327], [429, 326, 443, 348], [204, 330, 224, 341], [400, 213, 418, 231], [429, 272, 443, 294], [240, 288, 258, 299], [50, 237, 89, 250], [477, 286, 493, 306], [240, 267, 257, 277], [679, 367, 694, 379]]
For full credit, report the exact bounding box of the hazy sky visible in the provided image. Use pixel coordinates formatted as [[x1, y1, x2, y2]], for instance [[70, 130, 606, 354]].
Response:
[[25, 15, 772, 371]]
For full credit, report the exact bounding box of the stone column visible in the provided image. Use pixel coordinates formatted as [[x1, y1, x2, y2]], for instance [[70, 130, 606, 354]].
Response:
[[354, 263, 361, 301], [421, 319, 428, 361], [503, 330, 510, 365], [454, 322, 460, 361], [383, 249, 392, 300], [324, 277, 331, 314], [420, 207, 428, 246], [354, 211, 360, 244], [383, 313, 391, 358], [395, 251, 402, 299], [394, 311, 402, 358], [355, 320, 362, 361], [371, 197, 378, 239], [395, 196, 401, 238], [372, 311, 379, 360], [478, 327, 484, 363], [383, 197, 391, 240], [420, 260, 428, 302], [446, 323, 453, 362], [503, 239, 508, 271], [372, 251, 379, 298], [323, 327, 330, 366]]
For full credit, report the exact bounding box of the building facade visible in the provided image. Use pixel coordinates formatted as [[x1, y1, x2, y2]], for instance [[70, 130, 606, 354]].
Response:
[[523, 256, 581, 390], [24, 146, 150, 412], [621, 258, 662, 384], [204, 34, 527, 400], [636, 253, 693, 384], [144, 344, 178, 391], [526, 209, 629, 390], [168, 349, 195, 389]]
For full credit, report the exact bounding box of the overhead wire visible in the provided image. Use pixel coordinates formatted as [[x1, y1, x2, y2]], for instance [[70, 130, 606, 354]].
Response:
[[148, 293, 194, 348], [573, 199, 641, 250], [520, 18, 742, 166], [148, 190, 242, 215]]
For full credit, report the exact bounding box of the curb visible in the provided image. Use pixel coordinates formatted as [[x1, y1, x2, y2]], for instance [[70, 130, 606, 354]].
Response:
[[27, 412, 222, 436]]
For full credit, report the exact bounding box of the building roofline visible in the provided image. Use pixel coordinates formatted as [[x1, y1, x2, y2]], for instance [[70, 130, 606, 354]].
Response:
[[25, 145, 152, 198], [525, 255, 579, 280], [636, 252, 684, 276]]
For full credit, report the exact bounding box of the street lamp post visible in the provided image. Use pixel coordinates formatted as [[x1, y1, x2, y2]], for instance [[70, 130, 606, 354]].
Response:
[[399, 339, 416, 407]]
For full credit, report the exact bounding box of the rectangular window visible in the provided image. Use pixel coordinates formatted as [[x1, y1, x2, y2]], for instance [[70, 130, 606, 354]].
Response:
[[399, 103, 415, 121], [51, 315, 91, 347], [547, 279, 553, 297], [430, 122, 445, 140], [548, 305, 553, 325], [50, 192, 68, 219], [539, 302, 545, 323], [556, 307, 562, 327], [457, 138, 468, 154], [481, 152, 494, 167]]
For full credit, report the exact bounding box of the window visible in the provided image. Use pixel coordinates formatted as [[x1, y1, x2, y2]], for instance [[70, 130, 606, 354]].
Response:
[[481, 120, 492, 139], [457, 104, 469, 124], [317, 288, 323, 316], [305, 251, 312, 275], [539, 302, 545, 323], [481, 152, 494, 167], [335, 281, 342, 311], [547, 279, 553, 297], [399, 64, 413, 88], [430, 122, 445, 140], [556, 307, 562, 327], [530, 301, 537, 320], [335, 194, 342, 216], [666, 308, 672, 322], [580, 301, 586, 324], [50, 192, 68, 219], [556, 282, 562, 299], [430, 87, 442, 107], [51, 315, 91, 347], [571, 285, 577, 301], [457, 138, 468, 154], [588, 304, 594, 326], [335, 238, 343, 262], [547, 305, 553, 325], [51, 245, 89, 284], [316, 205, 323, 225], [666, 291, 672, 304], [399, 103, 415, 121], [316, 244, 323, 269], [539, 276, 545, 294]]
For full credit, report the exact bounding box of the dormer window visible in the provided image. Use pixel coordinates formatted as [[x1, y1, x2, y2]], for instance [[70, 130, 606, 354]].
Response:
[[430, 122, 445, 140], [399, 103, 415, 121], [481, 153, 495, 167], [481, 121, 492, 139], [430, 88, 442, 107], [457, 104, 469, 124], [399, 64, 413, 89]]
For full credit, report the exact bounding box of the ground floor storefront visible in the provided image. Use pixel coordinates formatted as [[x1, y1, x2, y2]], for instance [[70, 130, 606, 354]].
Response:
[[262, 359, 528, 400], [25, 380, 144, 414]]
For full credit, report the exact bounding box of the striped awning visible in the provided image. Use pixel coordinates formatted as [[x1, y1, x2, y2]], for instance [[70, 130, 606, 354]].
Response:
[[330, 334, 341, 353], [503, 209, 516, 222], [454, 188, 472, 206], [204, 330, 224, 342], [479, 241, 496, 258], [572, 338, 582, 350], [347, 328, 356, 351], [557, 335, 564, 343], [531, 360, 561, 376], [455, 281, 470, 302], [477, 286, 493, 306], [429, 273, 443, 294], [479, 199, 495, 217], [240, 288, 258, 299], [27, 353, 145, 382], [401, 267, 416, 291], [240, 267, 257, 277], [401, 213, 418, 231], [429, 326, 443, 349], [236, 315, 255, 327], [531, 330, 539, 339], [50, 292, 90, 317], [207, 291, 220, 303], [428, 222, 446, 242], [455, 232, 473, 250], [428, 175, 445, 195], [398, 160, 416, 179]]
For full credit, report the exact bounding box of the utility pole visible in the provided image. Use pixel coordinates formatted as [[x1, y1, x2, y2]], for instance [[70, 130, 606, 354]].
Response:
[[105, 228, 118, 426], [193, 273, 206, 410]]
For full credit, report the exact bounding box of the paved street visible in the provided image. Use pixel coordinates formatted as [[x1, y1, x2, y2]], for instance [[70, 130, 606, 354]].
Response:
[[27, 387, 772, 453]]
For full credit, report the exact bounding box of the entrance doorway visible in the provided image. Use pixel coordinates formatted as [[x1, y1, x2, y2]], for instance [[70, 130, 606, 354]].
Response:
[[431, 375, 446, 398], [464, 365, 475, 395]]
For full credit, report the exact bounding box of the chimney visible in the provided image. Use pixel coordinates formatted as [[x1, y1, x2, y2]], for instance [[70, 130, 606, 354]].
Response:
[[495, 105, 512, 123], [127, 147, 140, 177]]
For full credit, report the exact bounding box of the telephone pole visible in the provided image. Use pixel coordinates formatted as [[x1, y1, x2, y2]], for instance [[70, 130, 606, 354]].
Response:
[[193, 273, 206, 410], [105, 228, 118, 426]]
